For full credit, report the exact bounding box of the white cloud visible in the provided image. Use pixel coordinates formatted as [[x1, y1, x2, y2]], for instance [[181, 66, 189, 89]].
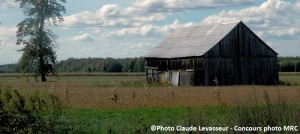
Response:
[[0, 0, 18, 10], [118, 42, 152, 49], [96, 4, 122, 18], [62, 11, 128, 27], [61, 3, 168, 28], [0, 27, 17, 39], [109, 25, 155, 37], [61, 0, 255, 29], [133, 13, 166, 22], [0, 26, 22, 64], [267, 28, 299, 38], [158, 20, 193, 34], [70, 33, 95, 41], [108, 20, 193, 37], [201, 0, 300, 39], [134, 0, 254, 12], [0, 47, 22, 64]]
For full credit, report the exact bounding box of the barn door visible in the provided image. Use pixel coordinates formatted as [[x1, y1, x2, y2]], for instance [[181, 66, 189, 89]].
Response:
[[170, 71, 179, 86], [179, 70, 194, 86]]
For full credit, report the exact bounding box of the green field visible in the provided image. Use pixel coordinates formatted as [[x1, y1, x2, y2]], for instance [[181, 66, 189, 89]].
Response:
[[279, 72, 300, 86], [63, 107, 232, 133], [1, 73, 300, 133]]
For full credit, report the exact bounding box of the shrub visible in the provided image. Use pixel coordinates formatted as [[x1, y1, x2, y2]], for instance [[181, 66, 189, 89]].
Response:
[[0, 85, 79, 133]]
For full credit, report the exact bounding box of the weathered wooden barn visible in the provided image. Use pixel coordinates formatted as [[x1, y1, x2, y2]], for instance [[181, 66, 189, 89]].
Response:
[[144, 21, 279, 86]]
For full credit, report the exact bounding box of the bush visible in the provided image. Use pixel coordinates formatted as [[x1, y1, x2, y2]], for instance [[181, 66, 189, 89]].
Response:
[[0, 85, 79, 133]]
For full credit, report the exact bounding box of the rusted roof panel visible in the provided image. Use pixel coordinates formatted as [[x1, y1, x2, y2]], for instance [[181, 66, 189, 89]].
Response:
[[145, 21, 240, 58]]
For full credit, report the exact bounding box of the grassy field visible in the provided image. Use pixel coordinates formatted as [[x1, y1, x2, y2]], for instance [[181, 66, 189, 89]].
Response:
[[279, 72, 300, 86], [0, 73, 299, 109], [1, 73, 300, 133]]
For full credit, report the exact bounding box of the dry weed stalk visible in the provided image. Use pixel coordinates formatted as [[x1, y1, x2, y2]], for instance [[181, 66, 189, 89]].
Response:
[[131, 88, 136, 99], [141, 85, 150, 97], [63, 83, 69, 103], [49, 83, 55, 93], [130, 81, 136, 99], [108, 89, 118, 103], [211, 77, 222, 105], [166, 85, 175, 99], [108, 82, 118, 103]]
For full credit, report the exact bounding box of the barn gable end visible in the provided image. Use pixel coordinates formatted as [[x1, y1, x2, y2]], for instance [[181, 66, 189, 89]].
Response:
[[145, 21, 279, 86], [204, 22, 277, 58]]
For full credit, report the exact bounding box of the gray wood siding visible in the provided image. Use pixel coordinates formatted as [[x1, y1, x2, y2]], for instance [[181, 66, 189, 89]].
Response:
[[203, 23, 278, 85], [204, 23, 277, 58], [203, 57, 278, 85], [145, 22, 278, 86]]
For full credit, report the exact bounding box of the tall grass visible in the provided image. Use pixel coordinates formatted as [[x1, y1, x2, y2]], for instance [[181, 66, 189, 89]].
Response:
[[232, 88, 300, 133], [1, 74, 300, 133], [59, 86, 300, 133]]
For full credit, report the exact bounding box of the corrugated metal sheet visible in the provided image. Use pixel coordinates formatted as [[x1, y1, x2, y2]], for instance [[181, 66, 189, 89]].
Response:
[[144, 21, 240, 58]]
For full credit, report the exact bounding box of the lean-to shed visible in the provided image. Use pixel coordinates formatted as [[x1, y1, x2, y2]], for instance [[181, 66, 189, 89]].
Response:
[[144, 21, 279, 86]]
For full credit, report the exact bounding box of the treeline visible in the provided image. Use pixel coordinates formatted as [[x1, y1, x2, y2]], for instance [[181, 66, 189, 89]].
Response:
[[278, 57, 300, 72], [0, 64, 18, 73], [0, 57, 145, 73], [1, 57, 300, 73], [55, 57, 145, 73]]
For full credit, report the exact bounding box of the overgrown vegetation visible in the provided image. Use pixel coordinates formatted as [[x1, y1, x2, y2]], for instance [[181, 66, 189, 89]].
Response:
[[0, 84, 81, 133], [0, 74, 299, 133], [232, 90, 300, 133], [61, 87, 300, 133]]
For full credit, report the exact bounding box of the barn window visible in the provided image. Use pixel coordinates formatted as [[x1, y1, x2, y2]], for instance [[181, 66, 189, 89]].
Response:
[[186, 59, 193, 69], [147, 68, 157, 78]]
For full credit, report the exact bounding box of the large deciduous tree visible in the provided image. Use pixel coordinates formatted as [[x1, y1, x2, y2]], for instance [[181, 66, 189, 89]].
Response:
[[16, 0, 66, 82]]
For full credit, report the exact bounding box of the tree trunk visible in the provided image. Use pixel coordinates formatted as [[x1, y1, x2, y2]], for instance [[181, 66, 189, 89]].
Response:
[[41, 73, 46, 82], [39, 0, 47, 82], [40, 55, 47, 82]]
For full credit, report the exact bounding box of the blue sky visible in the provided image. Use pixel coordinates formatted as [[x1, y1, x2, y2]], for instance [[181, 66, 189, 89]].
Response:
[[0, 0, 299, 64]]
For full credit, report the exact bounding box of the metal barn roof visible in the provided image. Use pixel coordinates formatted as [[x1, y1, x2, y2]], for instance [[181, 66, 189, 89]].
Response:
[[144, 21, 240, 58]]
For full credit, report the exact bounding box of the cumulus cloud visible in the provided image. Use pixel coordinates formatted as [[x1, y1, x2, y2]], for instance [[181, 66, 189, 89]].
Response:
[[61, 4, 167, 28], [133, 0, 254, 12], [107, 20, 193, 37], [96, 4, 122, 18], [118, 42, 152, 49], [111, 25, 155, 37], [0, 27, 17, 55], [70, 33, 95, 41], [0, 27, 22, 64], [0, 0, 18, 10], [201, 0, 300, 39], [0, 27, 17, 39], [62, 4, 123, 27], [158, 20, 193, 34], [133, 13, 166, 22], [62, 0, 253, 28]]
